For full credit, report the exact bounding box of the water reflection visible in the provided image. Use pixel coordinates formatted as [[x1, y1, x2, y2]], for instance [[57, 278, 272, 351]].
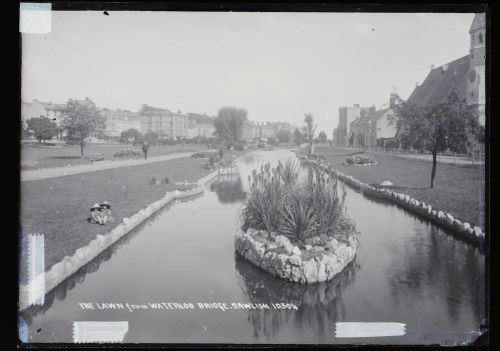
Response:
[[234, 254, 359, 342], [19, 194, 204, 325], [20, 149, 486, 345], [386, 225, 485, 324], [209, 175, 247, 204]]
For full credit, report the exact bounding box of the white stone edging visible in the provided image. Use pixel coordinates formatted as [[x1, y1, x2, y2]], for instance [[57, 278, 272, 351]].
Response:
[[19, 167, 224, 311], [235, 229, 357, 284], [302, 158, 485, 245], [343, 161, 378, 166]]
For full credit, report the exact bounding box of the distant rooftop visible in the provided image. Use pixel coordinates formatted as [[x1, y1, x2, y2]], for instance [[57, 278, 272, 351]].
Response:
[[139, 104, 174, 114]]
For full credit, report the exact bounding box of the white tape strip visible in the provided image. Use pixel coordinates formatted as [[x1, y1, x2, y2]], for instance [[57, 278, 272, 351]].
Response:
[[73, 321, 129, 343], [335, 322, 406, 338], [19, 3, 52, 34], [28, 234, 45, 306]]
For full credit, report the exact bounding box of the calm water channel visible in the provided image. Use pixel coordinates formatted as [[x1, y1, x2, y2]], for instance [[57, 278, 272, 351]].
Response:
[[21, 149, 485, 345]]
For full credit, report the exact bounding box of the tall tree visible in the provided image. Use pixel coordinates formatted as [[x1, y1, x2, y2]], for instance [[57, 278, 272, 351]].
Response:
[[213, 107, 248, 148], [276, 129, 292, 144], [26, 116, 57, 143], [396, 93, 484, 188], [303, 114, 318, 156], [144, 131, 159, 145], [293, 129, 304, 145], [60, 99, 104, 156], [120, 128, 143, 144], [317, 131, 328, 143]]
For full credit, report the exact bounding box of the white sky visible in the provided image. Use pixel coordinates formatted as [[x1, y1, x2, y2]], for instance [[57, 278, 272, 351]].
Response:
[[21, 11, 475, 135]]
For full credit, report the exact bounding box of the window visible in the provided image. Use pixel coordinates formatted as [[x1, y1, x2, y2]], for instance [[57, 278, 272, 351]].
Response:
[[478, 32, 483, 44]]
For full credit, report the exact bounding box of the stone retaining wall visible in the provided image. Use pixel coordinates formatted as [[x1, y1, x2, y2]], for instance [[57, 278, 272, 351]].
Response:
[[234, 228, 357, 284], [302, 158, 485, 245], [18, 163, 243, 311]]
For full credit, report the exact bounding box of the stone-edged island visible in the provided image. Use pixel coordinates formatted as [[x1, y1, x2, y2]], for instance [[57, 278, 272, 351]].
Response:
[[235, 160, 358, 284], [235, 229, 357, 284]]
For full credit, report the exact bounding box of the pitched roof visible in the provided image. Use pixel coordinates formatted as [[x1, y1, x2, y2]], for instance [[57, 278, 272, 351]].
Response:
[[140, 104, 173, 114], [369, 108, 391, 123], [407, 55, 469, 107], [44, 103, 66, 111], [470, 13, 486, 33], [350, 118, 360, 127]]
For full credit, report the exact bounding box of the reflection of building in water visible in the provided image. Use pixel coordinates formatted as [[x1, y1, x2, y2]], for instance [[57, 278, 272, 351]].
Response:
[[209, 175, 247, 204], [73, 321, 129, 343], [234, 254, 359, 341]]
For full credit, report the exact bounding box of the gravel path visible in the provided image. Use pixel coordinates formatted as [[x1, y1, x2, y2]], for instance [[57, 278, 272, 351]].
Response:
[[21, 151, 217, 182]]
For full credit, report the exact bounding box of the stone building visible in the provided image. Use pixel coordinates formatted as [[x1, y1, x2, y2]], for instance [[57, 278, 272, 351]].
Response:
[[139, 104, 188, 139], [336, 104, 374, 146], [101, 109, 141, 138], [21, 99, 66, 140], [407, 13, 486, 125], [186, 123, 215, 139], [350, 92, 401, 147]]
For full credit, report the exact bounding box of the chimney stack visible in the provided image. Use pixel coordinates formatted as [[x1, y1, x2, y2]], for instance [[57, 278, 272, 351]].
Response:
[[430, 64, 435, 71]]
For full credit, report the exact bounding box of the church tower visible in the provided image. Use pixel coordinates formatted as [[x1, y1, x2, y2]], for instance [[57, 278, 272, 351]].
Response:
[[467, 13, 486, 125]]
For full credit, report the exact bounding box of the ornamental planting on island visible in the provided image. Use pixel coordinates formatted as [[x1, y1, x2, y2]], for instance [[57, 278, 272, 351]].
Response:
[[235, 161, 358, 284], [344, 154, 377, 166]]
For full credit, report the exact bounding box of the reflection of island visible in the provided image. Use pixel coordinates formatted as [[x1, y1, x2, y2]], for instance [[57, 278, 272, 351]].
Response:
[[234, 254, 359, 342], [19, 195, 203, 325], [209, 175, 247, 204]]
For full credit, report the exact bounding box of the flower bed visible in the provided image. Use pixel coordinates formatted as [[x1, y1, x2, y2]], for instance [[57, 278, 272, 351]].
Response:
[[235, 228, 357, 284], [344, 155, 377, 166], [237, 160, 358, 283], [114, 148, 141, 158]]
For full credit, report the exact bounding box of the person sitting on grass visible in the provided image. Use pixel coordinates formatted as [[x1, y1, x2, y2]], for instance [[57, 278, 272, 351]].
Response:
[[89, 203, 106, 225], [100, 200, 116, 222]]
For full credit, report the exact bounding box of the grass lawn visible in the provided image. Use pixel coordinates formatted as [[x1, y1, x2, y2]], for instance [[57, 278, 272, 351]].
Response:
[[312, 146, 485, 229], [21, 143, 209, 170], [20, 151, 247, 271]]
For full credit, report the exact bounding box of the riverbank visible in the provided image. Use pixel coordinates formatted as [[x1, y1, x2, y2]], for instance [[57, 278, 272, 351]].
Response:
[[21, 143, 209, 170], [20, 151, 250, 311], [20, 151, 248, 272], [310, 147, 485, 230], [297, 153, 485, 245]]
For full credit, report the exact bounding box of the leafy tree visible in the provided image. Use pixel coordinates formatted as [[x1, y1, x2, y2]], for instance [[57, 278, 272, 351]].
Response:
[[61, 98, 104, 156], [395, 93, 484, 188], [293, 129, 304, 145], [144, 131, 159, 145], [303, 114, 318, 156], [21, 121, 32, 140], [276, 129, 292, 144], [213, 107, 248, 148], [26, 116, 57, 143], [317, 131, 328, 143], [267, 137, 279, 146], [120, 128, 143, 144]]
